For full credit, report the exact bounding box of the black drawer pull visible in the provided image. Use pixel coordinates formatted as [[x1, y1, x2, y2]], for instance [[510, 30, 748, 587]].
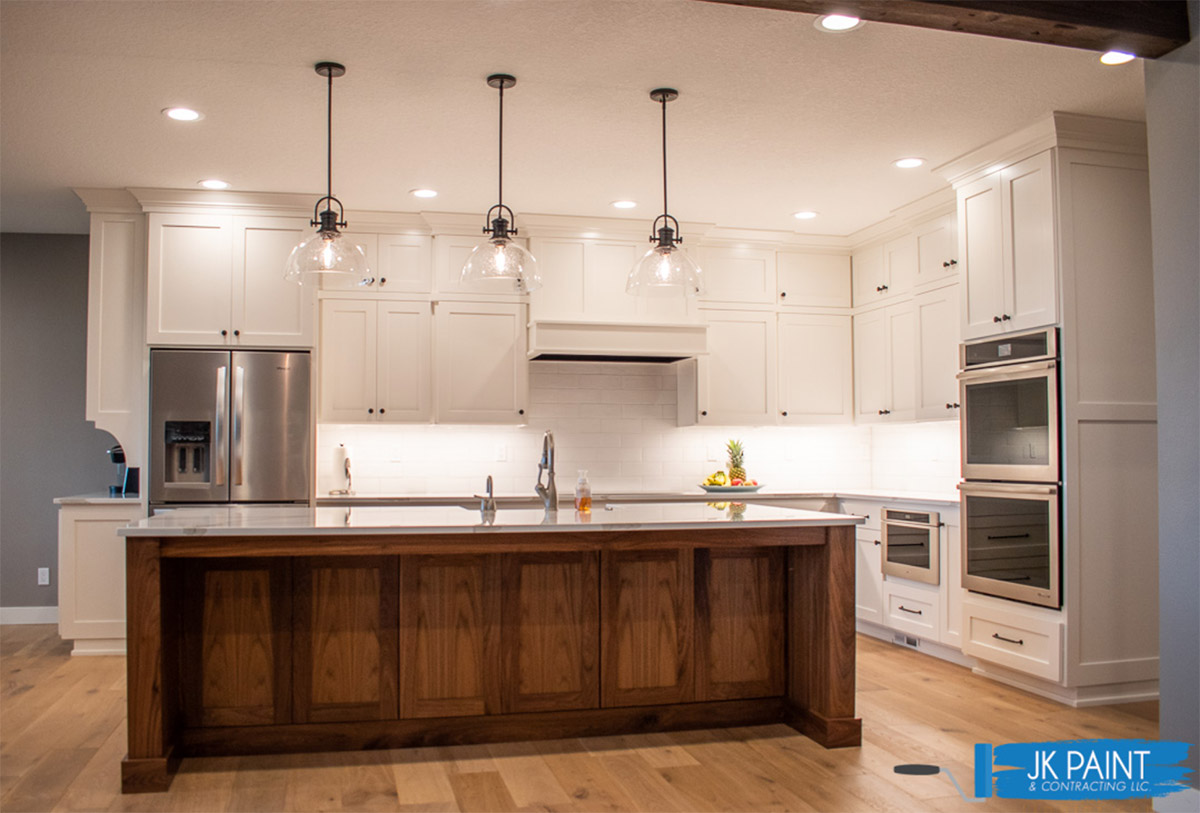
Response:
[[992, 633, 1024, 646], [898, 605, 923, 615], [873, 539, 881, 546], [987, 533, 1031, 540]]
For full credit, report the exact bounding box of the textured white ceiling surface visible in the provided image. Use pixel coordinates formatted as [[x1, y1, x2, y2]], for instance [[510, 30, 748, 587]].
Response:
[[0, 0, 1145, 235]]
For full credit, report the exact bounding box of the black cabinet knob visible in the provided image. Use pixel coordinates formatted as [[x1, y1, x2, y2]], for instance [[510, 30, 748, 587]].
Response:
[[877, 408, 891, 416], [993, 315, 1002, 323], [876, 284, 890, 292], [1002, 313, 1012, 321], [379, 277, 387, 285], [946, 402, 960, 409], [701, 410, 708, 417], [780, 291, 787, 299], [874, 539, 881, 546], [379, 408, 386, 414], [233, 329, 240, 337], [943, 259, 958, 268], [220, 329, 228, 336], [367, 408, 374, 414], [781, 411, 788, 417], [518, 408, 525, 415]]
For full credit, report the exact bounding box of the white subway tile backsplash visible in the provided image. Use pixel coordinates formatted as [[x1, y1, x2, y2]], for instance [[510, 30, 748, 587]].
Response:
[[315, 361, 959, 498]]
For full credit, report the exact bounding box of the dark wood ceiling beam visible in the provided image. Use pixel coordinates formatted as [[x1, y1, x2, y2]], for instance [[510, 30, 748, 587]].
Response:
[[698, 1, 1192, 58]]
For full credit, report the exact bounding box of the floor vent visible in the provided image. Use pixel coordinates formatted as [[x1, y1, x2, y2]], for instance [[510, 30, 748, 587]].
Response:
[[893, 632, 920, 649]]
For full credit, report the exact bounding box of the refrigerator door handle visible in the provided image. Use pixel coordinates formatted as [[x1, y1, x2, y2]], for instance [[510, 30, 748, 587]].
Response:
[[214, 365, 227, 486], [232, 365, 246, 486]]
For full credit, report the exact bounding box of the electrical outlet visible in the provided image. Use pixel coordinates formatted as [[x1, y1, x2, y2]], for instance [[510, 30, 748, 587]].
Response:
[[37, 567, 50, 586], [495, 444, 507, 462]]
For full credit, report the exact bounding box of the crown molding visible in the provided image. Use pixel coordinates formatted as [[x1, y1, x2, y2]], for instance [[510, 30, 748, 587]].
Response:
[[935, 112, 1148, 188], [73, 188, 140, 213]]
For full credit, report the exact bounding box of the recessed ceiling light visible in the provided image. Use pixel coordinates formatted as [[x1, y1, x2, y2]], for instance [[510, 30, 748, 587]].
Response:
[[410, 188, 438, 198], [611, 200, 637, 209], [893, 157, 925, 169], [793, 210, 819, 220], [198, 179, 230, 190], [162, 107, 203, 122], [1100, 51, 1136, 65], [815, 14, 863, 32]]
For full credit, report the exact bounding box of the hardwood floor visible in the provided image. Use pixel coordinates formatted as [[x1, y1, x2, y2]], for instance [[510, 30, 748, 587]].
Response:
[[1, 625, 1158, 812]]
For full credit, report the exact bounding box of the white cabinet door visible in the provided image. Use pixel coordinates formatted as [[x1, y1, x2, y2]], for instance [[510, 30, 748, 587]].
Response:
[[958, 172, 1006, 339], [776, 252, 851, 308], [883, 234, 917, 298], [851, 243, 886, 306], [695, 308, 776, 425], [57, 502, 143, 654], [697, 246, 776, 305], [377, 300, 432, 422], [855, 532, 884, 625], [915, 285, 961, 420], [147, 213, 234, 344], [940, 522, 963, 648], [376, 234, 433, 294], [233, 216, 314, 347], [854, 303, 915, 422], [528, 237, 656, 322], [915, 212, 958, 288], [1001, 150, 1057, 333], [434, 301, 528, 424], [319, 299, 377, 422], [777, 313, 853, 424], [321, 232, 377, 292], [853, 307, 888, 422]]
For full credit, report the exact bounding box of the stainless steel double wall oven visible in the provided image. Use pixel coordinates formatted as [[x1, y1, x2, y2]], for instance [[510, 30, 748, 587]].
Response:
[[957, 328, 1061, 608]]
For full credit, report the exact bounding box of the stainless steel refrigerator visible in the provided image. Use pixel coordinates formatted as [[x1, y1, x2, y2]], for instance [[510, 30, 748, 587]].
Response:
[[149, 349, 311, 505]]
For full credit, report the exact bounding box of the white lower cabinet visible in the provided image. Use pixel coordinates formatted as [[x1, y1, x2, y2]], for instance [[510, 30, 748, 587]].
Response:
[[855, 531, 884, 624], [883, 580, 941, 639], [434, 301, 528, 424], [778, 313, 853, 424], [57, 500, 143, 655], [962, 598, 1063, 682], [939, 522, 963, 648], [319, 298, 432, 423]]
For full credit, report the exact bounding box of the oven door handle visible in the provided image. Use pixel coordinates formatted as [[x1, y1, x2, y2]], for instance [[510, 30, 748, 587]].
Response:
[[958, 482, 1058, 496], [957, 359, 1056, 381], [885, 520, 941, 530]]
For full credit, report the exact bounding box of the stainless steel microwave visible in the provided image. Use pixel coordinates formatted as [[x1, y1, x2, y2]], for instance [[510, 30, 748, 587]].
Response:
[[958, 328, 1060, 483], [881, 508, 940, 585]]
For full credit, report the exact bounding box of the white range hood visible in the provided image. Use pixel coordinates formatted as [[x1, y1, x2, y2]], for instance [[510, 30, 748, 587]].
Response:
[[527, 319, 708, 362]]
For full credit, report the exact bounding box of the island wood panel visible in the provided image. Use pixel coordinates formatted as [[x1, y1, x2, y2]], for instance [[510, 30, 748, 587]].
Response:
[[399, 554, 502, 718], [501, 551, 600, 713], [694, 547, 786, 701], [786, 525, 861, 747], [601, 548, 694, 707], [292, 556, 399, 723], [179, 558, 292, 728]]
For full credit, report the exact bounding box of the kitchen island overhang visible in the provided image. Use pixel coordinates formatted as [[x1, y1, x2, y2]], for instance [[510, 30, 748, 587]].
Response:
[[119, 503, 864, 793]]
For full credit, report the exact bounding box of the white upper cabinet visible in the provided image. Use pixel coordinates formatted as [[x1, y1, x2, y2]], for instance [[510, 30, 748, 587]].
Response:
[[322, 233, 432, 294], [377, 300, 434, 420], [959, 150, 1058, 339], [882, 233, 917, 297], [319, 298, 378, 422], [851, 243, 885, 306], [433, 233, 526, 298], [434, 301, 528, 424], [775, 252, 851, 308], [854, 302, 916, 422], [147, 213, 314, 347], [777, 313, 853, 424], [688, 308, 776, 425], [914, 285, 961, 420], [697, 245, 777, 305], [914, 212, 959, 288]]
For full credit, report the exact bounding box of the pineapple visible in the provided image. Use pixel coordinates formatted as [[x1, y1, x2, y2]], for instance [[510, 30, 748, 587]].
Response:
[[726, 439, 746, 482]]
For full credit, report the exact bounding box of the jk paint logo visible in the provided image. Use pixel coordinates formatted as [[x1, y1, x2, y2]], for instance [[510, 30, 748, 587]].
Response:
[[896, 739, 1194, 802]]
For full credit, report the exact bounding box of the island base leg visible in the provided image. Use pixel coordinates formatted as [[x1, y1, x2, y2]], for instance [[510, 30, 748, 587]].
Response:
[[786, 527, 862, 747], [121, 750, 179, 794]]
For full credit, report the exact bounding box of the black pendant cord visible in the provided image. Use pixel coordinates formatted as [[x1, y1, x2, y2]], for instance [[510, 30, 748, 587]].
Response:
[[325, 68, 333, 214], [660, 93, 668, 221], [497, 80, 504, 212]]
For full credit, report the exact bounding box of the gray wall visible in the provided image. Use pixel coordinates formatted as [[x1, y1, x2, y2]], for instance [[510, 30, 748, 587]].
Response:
[[1, 233, 116, 609], [1145, 0, 1200, 794]]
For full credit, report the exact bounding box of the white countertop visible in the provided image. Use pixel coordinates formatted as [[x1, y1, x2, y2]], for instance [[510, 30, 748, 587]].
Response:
[[315, 488, 963, 507], [54, 492, 143, 505], [120, 502, 863, 537]]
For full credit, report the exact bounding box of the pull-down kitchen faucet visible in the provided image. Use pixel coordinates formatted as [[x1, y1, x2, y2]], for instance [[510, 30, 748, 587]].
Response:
[[535, 430, 557, 511]]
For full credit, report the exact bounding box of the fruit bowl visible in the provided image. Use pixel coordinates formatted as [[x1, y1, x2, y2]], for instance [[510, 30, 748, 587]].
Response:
[[699, 484, 763, 494]]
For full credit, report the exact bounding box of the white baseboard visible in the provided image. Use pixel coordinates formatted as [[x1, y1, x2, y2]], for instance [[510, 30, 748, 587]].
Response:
[[1154, 786, 1199, 812], [0, 606, 59, 624]]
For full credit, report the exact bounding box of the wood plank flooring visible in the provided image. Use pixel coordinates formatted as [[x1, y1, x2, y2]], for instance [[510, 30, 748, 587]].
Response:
[[1, 625, 1158, 812]]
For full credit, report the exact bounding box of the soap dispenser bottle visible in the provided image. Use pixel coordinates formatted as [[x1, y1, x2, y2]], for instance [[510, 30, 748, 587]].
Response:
[[574, 470, 592, 512]]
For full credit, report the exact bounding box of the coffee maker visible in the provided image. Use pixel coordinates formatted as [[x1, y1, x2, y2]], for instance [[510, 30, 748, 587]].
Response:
[[106, 444, 139, 497]]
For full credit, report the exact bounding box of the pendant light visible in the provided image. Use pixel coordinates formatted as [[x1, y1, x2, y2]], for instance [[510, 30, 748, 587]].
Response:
[[626, 88, 704, 297], [460, 74, 541, 293], [284, 62, 370, 285]]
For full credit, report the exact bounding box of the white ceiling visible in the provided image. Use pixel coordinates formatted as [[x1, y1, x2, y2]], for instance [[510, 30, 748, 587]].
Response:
[[0, 0, 1146, 237]]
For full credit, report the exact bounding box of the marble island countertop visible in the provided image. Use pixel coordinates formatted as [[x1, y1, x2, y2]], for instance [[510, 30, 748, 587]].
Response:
[[120, 501, 863, 537]]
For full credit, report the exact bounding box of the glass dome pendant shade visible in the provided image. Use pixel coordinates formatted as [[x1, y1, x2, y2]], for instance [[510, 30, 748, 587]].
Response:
[[626, 88, 703, 298], [284, 62, 371, 286], [461, 74, 541, 293]]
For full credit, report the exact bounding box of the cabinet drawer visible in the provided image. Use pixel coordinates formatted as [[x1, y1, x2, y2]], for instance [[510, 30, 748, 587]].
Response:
[[883, 586, 939, 637], [962, 602, 1061, 682]]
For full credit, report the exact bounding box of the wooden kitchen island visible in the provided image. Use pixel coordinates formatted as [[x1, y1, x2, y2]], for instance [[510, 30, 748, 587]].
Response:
[[119, 502, 863, 793]]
